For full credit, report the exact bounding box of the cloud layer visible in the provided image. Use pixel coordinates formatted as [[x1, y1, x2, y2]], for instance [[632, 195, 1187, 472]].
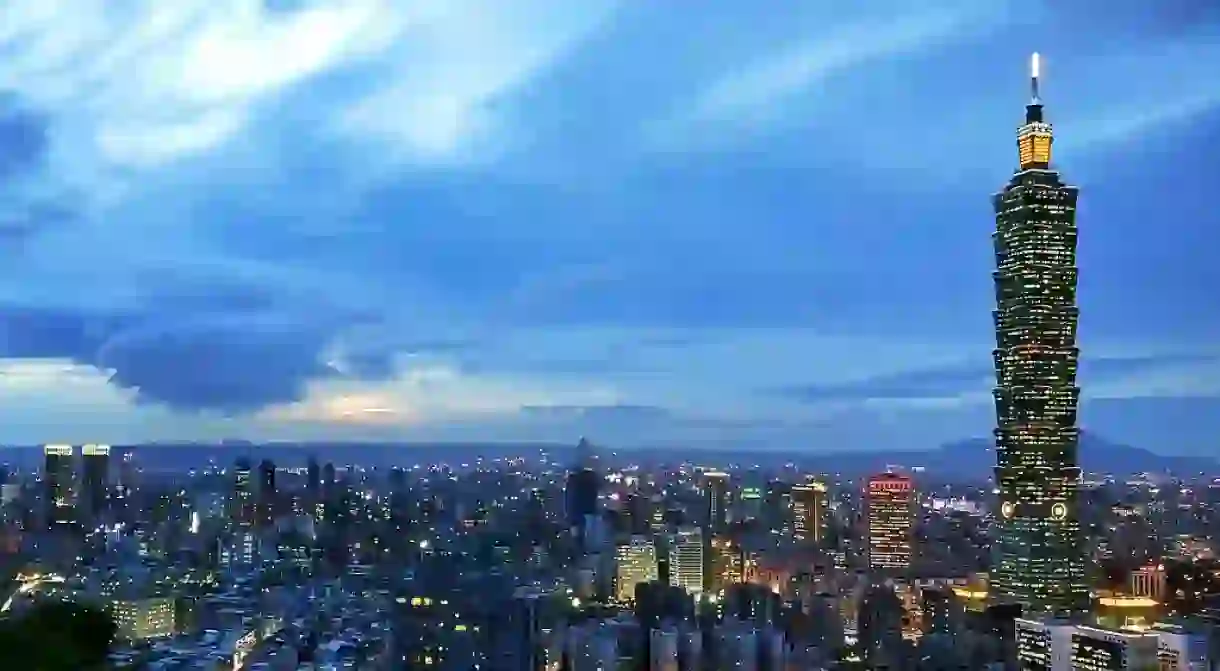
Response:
[[0, 0, 1217, 452]]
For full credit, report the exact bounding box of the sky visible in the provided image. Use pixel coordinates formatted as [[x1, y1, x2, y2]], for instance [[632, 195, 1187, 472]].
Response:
[[0, 0, 1218, 453]]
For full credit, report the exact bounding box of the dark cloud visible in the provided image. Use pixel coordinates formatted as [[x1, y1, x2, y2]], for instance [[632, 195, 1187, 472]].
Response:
[[0, 307, 117, 359], [0, 94, 49, 182], [95, 318, 337, 412], [0, 305, 353, 413]]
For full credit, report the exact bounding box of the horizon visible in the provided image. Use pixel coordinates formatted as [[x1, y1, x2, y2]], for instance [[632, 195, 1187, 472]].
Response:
[[0, 2, 1218, 452]]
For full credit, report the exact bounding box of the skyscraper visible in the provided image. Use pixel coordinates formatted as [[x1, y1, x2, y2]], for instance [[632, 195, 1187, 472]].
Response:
[[990, 53, 1088, 618], [866, 473, 913, 571], [80, 443, 110, 522], [669, 527, 704, 597], [616, 535, 660, 603], [43, 444, 75, 528], [702, 470, 730, 536], [791, 481, 827, 545], [566, 438, 599, 532], [257, 459, 276, 528], [233, 458, 254, 526]]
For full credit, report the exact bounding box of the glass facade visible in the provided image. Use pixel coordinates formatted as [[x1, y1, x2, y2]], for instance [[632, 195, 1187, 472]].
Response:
[[990, 72, 1089, 617]]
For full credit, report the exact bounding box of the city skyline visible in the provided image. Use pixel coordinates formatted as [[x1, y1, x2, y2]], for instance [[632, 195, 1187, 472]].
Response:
[[0, 2, 1218, 451]]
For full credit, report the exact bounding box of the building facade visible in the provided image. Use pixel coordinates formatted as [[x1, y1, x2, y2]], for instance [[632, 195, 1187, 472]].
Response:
[[991, 53, 1089, 617], [866, 473, 913, 571]]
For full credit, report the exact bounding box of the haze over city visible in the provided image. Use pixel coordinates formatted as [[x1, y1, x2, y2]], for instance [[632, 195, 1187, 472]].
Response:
[[1, 1, 1218, 452]]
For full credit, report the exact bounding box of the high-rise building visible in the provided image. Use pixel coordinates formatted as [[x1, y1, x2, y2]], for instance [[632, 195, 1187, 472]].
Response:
[[306, 456, 321, 497], [702, 470, 730, 536], [709, 536, 744, 593], [615, 536, 659, 603], [791, 481, 827, 545], [43, 444, 75, 528], [1070, 625, 1159, 671], [566, 438, 600, 532], [669, 527, 704, 597], [991, 53, 1088, 618], [257, 459, 276, 527], [80, 444, 110, 522], [233, 458, 254, 526], [866, 473, 913, 571]]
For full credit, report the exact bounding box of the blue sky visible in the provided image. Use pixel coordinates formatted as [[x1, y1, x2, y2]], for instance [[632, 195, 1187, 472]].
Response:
[[0, 0, 1218, 452]]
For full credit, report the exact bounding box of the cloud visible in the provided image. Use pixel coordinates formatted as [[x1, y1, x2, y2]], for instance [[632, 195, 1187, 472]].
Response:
[[776, 353, 1220, 409], [0, 0, 619, 172], [0, 95, 49, 181], [0, 1, 1214, 453], [649, 2, 1006, 150]]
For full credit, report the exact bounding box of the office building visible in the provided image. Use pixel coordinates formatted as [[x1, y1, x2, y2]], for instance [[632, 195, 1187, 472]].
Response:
[[791, 480, 827, 545], [709, 536, 744, 593], [1150, 623, 1211, 671], [669, 527, 704, 597], [1130, 563, 1167, 603], [866, 473, 913, 570], [110, 597, 176, 641], [257, 458, 276, 528], [566, 439, 600, 532], [233, 458, 254, 526], [991, 53, 1089, 617], [1016, 618, 1075, 670], [1070, 625, 1159, 671], [702, 470, 730, 536], [43, 444, 75, 528], [615, 536, 659, 603], [80, 443, 110, 522]]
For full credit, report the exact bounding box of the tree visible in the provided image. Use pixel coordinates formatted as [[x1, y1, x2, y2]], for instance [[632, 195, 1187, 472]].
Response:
[[0, 601, 117, 670]]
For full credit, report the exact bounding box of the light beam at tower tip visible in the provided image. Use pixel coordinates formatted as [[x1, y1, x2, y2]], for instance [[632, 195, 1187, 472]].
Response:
[[1031, 52, 1040, 79]]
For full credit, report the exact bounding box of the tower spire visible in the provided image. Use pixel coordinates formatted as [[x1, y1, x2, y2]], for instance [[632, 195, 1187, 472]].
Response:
[[1030, 52, 1041, 103], [1018, 52, 1052, 169]]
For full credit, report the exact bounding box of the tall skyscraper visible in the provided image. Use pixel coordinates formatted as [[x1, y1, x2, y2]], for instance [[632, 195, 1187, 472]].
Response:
[[566, 438, 600, 532], [991, 53, 1088, 618], [866, 473, 913, 571], [615, 536, 660, 603], [257, 459, 276, 527], [233, 458, 254, 526], [669, 527, 705, 597], [306, 456, 321, 498], [80, 444, 110, 522], [791, 480, 827, 545], [702, 471, 730, 536], [43, 444, 75, 528]]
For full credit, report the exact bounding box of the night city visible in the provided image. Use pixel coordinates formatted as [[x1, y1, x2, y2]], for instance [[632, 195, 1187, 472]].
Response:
[[0, 2, 1218, 670]]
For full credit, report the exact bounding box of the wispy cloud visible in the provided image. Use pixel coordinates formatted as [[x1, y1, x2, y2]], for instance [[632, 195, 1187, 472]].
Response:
[[649, 3, 1005, 150], [0, 0, 620, 171]]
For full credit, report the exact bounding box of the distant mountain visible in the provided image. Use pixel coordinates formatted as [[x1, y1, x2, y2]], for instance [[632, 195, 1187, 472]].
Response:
[[811, 431, 1216, 479], [0, 432, 1211, 478]]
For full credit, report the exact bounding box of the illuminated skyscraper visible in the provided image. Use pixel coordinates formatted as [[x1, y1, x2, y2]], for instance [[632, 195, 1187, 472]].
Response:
[[615, 536, 660, 603], [866, 473, 913, 571], [257, 458, 276, 527], [43, 444, 75, 528], [669, 527, 705, 597], [80, 444, 110, 521], [233, 458, 254, 526], [791, 481, 827, 545], [702, 470, 730, 536], [991, 53, 1088, 617]]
